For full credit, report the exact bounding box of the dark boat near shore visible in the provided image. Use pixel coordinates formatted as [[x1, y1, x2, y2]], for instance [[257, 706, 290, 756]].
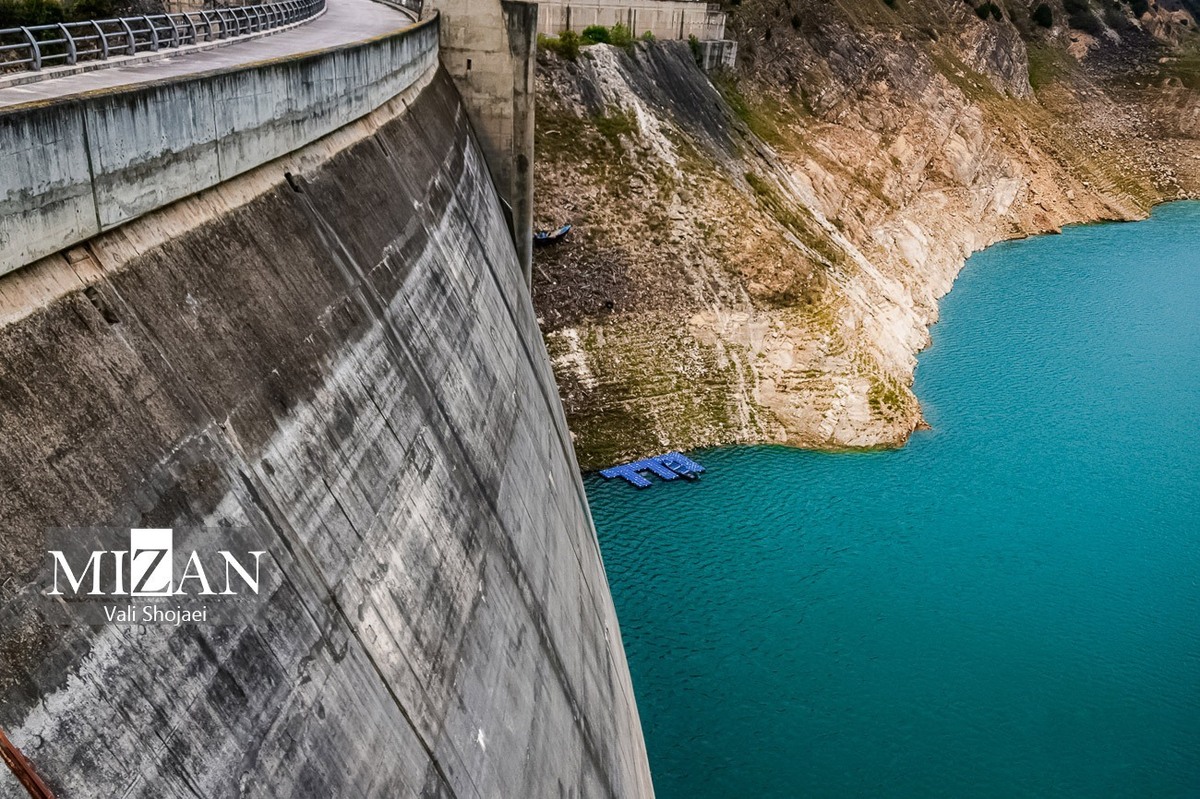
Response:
[[534, 223, 572, 246]]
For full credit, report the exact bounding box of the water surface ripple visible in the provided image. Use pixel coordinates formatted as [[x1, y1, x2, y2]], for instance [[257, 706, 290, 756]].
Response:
[[586, 202, 1200, 798]]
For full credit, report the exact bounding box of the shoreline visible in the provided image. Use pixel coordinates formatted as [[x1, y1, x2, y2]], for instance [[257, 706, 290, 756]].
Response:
[[571, 198, 1197, 472], [533, 29, 1200, 471]]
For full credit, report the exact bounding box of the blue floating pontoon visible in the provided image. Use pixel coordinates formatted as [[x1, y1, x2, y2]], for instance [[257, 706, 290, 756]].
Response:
[[600, 452, 705, 488]]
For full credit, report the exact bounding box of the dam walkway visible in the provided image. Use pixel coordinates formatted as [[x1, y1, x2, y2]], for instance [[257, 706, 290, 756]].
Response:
[[0, 0, 438, 274], [0, 0, 416, 111]]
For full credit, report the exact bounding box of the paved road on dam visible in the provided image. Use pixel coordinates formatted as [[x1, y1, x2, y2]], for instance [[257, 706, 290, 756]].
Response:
[[0, 0, 416, 110]]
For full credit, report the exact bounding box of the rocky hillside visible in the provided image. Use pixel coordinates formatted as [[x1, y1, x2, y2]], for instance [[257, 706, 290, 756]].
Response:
[[532, 0, 1200, 469]]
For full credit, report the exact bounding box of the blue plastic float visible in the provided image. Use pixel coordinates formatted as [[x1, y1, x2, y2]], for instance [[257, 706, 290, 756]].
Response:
[[599, 452, 705, 488]]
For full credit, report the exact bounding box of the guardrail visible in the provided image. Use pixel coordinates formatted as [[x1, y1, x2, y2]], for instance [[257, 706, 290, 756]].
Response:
[[0, 0, 325, 74]]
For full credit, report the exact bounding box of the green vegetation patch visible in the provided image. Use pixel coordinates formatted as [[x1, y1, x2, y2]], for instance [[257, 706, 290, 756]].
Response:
[[1063, 0, 1105, 35], [578, 22, 645, 52], [1026, 41, 1074, 90], [541, 22, 654, 59], [608, 22, 635, 49], [538, 30, 582, 61], [1157, 44, 1200, 91], [0, 0, 137, 26], [744, 171, 845, 269], [712, 74, 808, 147], [582, 24, 610, 44], [593, 108, 638, 149], [867, 373, 908, 420], [537, 106, 637, 162], [975, 2, 1003, 21], [1031, 2, 1053, 28]]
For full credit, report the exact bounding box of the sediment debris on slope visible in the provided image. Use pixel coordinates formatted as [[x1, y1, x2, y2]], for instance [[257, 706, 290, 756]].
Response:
[[533, 0, 1200, 470]]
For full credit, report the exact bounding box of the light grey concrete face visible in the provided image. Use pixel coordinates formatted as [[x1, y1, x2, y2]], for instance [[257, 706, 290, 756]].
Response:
[[0, 14, 438, 277], [0, 106, 99, 270], [85, 80, 222, 229], [425, 0, 537, 285], [0, 65, 653, 799], [537, 0, 727, 40]]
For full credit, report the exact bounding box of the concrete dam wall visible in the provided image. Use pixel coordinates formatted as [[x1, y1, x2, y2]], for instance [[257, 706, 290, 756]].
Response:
[[0, 10, 438, 275], [0, 12, 652, 799], [536, 0, 726, 41]]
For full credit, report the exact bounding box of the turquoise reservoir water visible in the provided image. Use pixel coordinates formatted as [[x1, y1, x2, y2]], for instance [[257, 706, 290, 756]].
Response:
[[586, 202, 1200, 798]]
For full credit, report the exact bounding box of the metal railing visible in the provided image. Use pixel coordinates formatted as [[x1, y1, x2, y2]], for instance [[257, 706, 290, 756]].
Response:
[[0, 0, 325, 74]]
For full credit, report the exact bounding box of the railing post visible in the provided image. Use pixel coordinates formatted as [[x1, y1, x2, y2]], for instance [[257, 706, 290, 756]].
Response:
[[19, 27, 40, 70], [119, 18, 135, 54], [143, 17, 158, 50], [91, 20, 109, 59], [58, 24, 78, 64], [184, 14, 197, 45]]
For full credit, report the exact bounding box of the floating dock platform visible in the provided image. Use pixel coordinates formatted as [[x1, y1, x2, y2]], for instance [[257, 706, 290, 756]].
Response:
[[599, 452, 705, 488]]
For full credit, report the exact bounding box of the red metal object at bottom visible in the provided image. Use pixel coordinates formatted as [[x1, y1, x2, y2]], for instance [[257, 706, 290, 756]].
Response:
[[0, 727, 55, 799]]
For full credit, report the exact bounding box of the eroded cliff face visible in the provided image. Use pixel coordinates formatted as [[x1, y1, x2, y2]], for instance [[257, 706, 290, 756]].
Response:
[[533, 0, 1200, 469]]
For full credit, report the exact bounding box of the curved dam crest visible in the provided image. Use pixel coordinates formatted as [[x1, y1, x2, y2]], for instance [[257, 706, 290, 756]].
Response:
[[0, 12, 652, 798]]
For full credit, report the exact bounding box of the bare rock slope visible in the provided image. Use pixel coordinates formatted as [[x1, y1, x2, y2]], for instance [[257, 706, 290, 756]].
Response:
[[533, 0, 1200, 469]]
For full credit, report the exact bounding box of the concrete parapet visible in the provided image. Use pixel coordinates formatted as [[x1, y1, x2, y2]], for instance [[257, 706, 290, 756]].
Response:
[[0, 15, 438, 277], [538, 0, 726, 41]]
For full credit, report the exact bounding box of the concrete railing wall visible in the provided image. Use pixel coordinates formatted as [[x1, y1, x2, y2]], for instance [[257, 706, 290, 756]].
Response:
[[0, 15, 438, 276], [537, 0, 725, 40], [0, 53, 654, 799]]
